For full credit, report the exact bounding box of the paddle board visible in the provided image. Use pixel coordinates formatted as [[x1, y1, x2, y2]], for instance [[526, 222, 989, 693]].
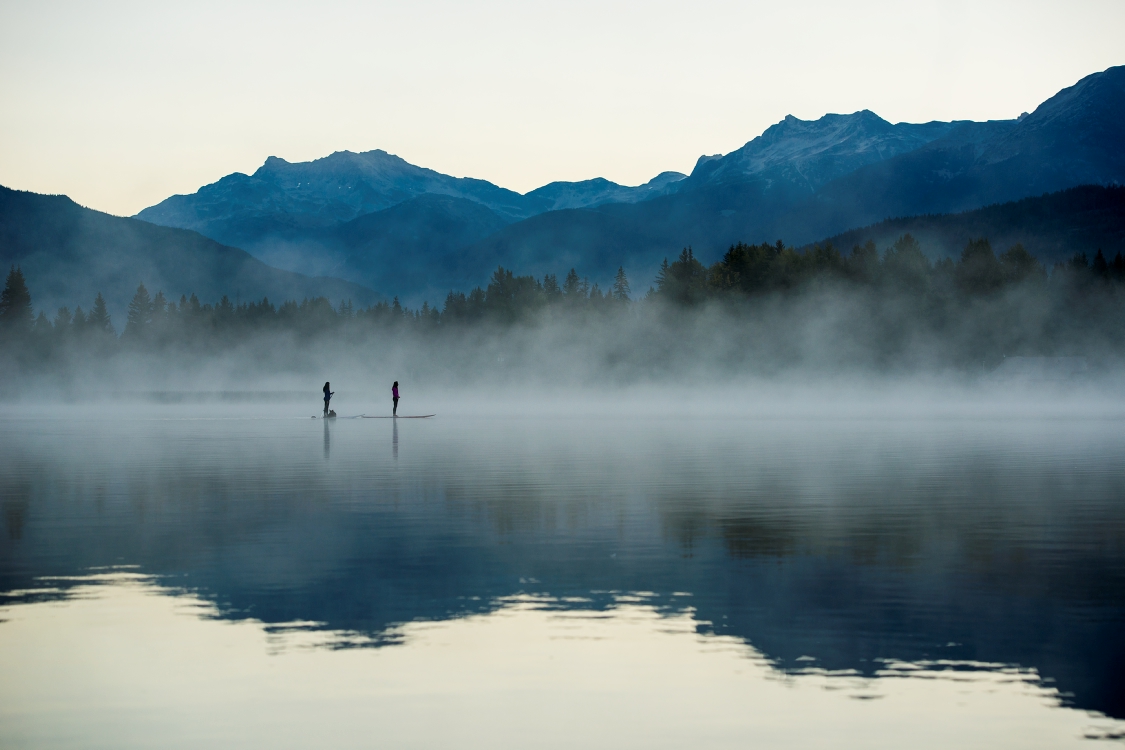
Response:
[[361, 415, 435, 419]]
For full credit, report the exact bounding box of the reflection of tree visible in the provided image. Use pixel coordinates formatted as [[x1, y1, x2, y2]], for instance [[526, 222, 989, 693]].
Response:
[[3, 421, 1125, 716], [3, 497, 29, 541], [718, 516, 798, 559], [443, 481, 602, 538], [648, 460, 1125, 599], [661, 508, 704, 557]]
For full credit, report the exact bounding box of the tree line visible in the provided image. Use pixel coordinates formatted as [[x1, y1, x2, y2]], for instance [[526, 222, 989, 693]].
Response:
[[3, 235, 1125, 367]]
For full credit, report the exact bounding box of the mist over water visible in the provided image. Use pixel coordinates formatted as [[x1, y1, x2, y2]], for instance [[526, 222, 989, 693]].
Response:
[[2, 396, 1124, 746], [8, 238, 1125, 403], [5, 225, 1125, 748]]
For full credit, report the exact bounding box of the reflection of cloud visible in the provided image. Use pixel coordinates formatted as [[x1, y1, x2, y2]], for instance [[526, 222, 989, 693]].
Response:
[[1, 574, 1122, 749]]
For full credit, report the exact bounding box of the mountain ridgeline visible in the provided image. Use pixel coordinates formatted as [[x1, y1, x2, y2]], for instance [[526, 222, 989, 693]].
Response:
[[131, 65, 1125, 302]]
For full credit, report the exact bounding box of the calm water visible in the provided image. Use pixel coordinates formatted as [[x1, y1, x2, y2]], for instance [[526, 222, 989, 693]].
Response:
[[2, 402, 1124, 748]]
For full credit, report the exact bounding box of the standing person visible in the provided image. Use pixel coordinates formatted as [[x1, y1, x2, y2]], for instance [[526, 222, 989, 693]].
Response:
[[392, 381, 400, 417], [323, 381, 333, 416]]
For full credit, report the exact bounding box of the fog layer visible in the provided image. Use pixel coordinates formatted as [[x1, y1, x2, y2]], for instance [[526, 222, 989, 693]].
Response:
[[3, 234, 1125, 401]]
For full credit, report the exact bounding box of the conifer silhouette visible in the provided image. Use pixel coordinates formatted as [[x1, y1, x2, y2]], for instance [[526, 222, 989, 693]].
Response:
[[125, 283, 153, 336], [0, 266, 33, 331], [612, 266, 631, 301], [88, 293, 114, 334]]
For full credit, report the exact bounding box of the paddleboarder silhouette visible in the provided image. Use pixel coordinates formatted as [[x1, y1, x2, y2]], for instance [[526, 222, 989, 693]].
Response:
[[392, 381, 399, 417]]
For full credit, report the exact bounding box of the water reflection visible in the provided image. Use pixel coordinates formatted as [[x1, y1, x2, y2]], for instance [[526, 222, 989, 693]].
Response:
[[1, 407, 1124, 742], [1, 573, 1122, 749], [323, 418, 330, 461]]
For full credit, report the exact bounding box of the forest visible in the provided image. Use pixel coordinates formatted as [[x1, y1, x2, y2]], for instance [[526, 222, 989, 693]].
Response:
[[3, 234, 1125, 385]]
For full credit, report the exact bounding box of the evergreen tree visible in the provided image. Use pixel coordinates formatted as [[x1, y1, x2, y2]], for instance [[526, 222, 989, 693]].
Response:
[[72, 306, 87, 329], [612, 267, 631, 301], [1113, 252, 1125, 281], [847, 241, 881, 285], [953, 238, 1001, 295], [125, 283, 153, 336], [33, 311, 51, 335], [563, 269, 581, 298], [443, 290, 467, 320], [542, 273, 561, 299], [152, 290, 168, 320], [88, 293, 114, 334], [654, 258, 671, 290], [998, 243, 1043, 283], [53, 307, 72, 330], [884, 234, 933, 292], [217, 295, 234, 319], [657, 248, 708, 303], [0, 266, 34, 331], [1093, 249, 1109, 278]]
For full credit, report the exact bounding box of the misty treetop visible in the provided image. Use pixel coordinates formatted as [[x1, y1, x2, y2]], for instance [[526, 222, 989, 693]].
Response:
[[0, 266, 33, 330], [5, 236, 1125, 377], [658, 236, 1067, 302]]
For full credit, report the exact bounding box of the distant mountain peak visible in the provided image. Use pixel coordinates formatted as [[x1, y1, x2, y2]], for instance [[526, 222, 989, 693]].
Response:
[[524, 170, 687, 212], [1018, 64, 1125, 132], [684, 109, 958, 192]]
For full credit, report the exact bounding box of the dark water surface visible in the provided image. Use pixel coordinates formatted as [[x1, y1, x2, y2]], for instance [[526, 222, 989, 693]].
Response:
[[2, 404, 1124, 748]]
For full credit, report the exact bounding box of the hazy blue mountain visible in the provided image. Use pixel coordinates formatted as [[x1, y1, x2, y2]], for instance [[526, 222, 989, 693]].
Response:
[[181, 193, 517, 302], [138, 150, 687, 246], [811, 65, 1125, 224], [526, 171, 686, 211], [128, 65, 1125, 301], [134, 150, 685, 289], [812, 185, 1125, 265], [675, 111, 960, 195], [0, 186, 377, 322], [136, 149, 547, 249], [332, 194, 511, 301], [466, 66, 1125, 289], [465, 179, 1125, 300]]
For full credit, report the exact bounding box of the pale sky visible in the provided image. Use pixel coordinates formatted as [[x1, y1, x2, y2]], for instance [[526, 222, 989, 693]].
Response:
[[1, 0, 1123, 217]]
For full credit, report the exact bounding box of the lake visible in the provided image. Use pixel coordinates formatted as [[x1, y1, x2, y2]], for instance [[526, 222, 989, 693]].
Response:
[[2, 398, 1124, 748]]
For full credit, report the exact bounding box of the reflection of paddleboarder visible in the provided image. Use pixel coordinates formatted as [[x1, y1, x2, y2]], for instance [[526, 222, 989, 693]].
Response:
[[392, 381, 400, 417], [323, 382, 334, 416]]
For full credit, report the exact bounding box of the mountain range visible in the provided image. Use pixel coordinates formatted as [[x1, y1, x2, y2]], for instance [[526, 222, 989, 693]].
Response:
[[3, 65, 1123, 314], [131, 65, 1125, 303]]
